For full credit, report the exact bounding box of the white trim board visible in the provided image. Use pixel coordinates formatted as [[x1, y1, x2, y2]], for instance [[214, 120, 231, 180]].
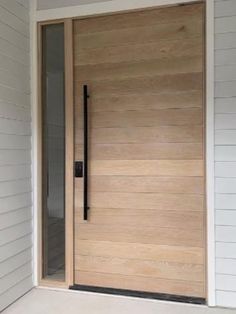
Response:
[[36, 0, 203, 21], [30, 0, 39, 287], [33, 0, 216, 307], [206, 0, 215, 307]]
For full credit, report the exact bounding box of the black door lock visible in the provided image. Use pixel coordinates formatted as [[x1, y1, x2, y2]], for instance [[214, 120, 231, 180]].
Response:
[[75, 161, 83, 178]]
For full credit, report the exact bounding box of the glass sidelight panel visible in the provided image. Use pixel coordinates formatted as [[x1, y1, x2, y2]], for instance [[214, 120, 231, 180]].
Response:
[[41, 23, 65, 281]]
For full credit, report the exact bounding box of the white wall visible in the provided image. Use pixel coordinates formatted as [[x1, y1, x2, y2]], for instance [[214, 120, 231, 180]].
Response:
[[0, 0, 33, 311], [37, 0, 112, 10], [215, 0, 236, 308]]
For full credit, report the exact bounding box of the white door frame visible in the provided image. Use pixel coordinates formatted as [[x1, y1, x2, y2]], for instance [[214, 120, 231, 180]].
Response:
[[31, 0, 215, 306]]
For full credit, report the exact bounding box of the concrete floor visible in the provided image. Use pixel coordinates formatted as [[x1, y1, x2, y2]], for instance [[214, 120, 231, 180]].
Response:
[[3, 288, 236, 314]]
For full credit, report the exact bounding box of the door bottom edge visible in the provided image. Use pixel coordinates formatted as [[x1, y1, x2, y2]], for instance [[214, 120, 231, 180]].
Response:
[[69, 284, 206, 305]]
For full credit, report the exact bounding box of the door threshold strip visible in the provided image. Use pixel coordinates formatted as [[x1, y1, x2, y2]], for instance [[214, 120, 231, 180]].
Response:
[[69, 285, 206, 305]]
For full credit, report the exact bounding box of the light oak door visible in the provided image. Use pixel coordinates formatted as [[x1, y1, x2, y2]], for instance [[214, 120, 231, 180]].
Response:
[[74, 3, 205, 299]]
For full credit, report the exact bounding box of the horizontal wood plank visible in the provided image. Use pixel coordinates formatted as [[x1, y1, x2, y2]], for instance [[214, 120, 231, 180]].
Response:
[[76, 126, 203, 145], [75, 224, 204, 247], [75, 176, 204, 194], [75, 20, 203, 50], [75, 192, 204, 211], [76, 143, 203, 160], [75, 240, 204, 264], [89, 160, 204, 176], [75, 38, 203, 66], [75, 208, 204, 229], [75, 58, 203, 82], [84, 109, 203, 129], [75, 255, 204, 282], [74, 4, 203, 34], [75, 271, 205, 297], [76, 73, 203, 96]]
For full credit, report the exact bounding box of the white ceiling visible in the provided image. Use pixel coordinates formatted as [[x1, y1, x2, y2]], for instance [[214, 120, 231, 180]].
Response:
[[37, 0, 112, 10]]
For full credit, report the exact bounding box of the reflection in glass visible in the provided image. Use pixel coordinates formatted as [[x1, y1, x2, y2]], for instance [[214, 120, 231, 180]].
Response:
[[42, 23, 65, 281]]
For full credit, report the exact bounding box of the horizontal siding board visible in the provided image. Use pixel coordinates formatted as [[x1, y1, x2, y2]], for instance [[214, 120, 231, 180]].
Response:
[[215, 97, 236, 114], [216, 225, 236, 242], [216, 178, 236, 193], [0, 54, 29, 82], [0, 149, 31, 166], [215, 146, 236, 161], [0, 179, 31, 198], [216, 193, 236, 210], [0, 21, 29, 52], [0, 5, 29, 37], [0, 165, 31, 182], [215, 65, 236, 81], [0, 220, 32, 247], [216, 209, 236, 226], [0, 69, 30, 93], [0, 37, 29, 65], [216, 258, 236, 275], [0, 118, 31, 135], [215, 81, 236, 98], [216, 290, 236, 308], [215, 162, 236, 178], [0, 234, 32, 263], [0, 207, 32, 230], [215, 49, 236, 66], [215, 33, 236, 50], [0, 84, 30, 107], [215, 130, 236, 145], [0, 134, 31, 150], [215, 16, 236, 34], [0, 192, 32, 214], [16, 0, 29, 9], [0, 248, 31, 279], [0, 262, 32, 295], [216, 242, 236, 259], [0, 276, 32, 312], [216, 274, 236, 292], [0, 101, 31, 121], [215, 114, 236, 129], [215, 0, 236, 18], [0, 0, 29, 24]]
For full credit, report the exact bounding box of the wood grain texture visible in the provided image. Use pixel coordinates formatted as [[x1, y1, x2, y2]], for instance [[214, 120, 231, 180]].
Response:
[[74, 3, 205, 298], [75, 271, 205, 297], [75, 240, 204, 264], [76, 143, 203, 160], [75, 176, 204, 194], [75, 20, 203, 49], [76, 126, 203, 144], [75, 192, 204, 211], [75, 255, 204, 282], [74, 4, 203, 34], [75, 208, 204, 229], [89, 160, 204, 176], [75, 223, 204, 247], [75, 39, 203, 65], [75, 58, 203, 82]]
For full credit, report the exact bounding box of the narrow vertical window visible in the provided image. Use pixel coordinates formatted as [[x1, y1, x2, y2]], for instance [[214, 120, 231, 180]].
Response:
[[42, 23, 65, 281]]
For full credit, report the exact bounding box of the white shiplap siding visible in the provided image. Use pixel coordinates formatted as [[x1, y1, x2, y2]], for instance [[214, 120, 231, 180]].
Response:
[[0, 0, 33, 312], [215, 0, 236, 308]]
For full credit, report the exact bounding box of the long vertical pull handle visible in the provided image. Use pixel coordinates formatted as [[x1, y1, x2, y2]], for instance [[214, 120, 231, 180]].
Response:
[[83, 85, 89, 220]]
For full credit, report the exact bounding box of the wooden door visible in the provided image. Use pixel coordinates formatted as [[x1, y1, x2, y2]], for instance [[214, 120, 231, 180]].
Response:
[[74, 3, 205, 299]]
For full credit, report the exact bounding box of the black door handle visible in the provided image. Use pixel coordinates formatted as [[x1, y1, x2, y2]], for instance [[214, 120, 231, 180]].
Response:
[[83, 85, 89, 220]]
